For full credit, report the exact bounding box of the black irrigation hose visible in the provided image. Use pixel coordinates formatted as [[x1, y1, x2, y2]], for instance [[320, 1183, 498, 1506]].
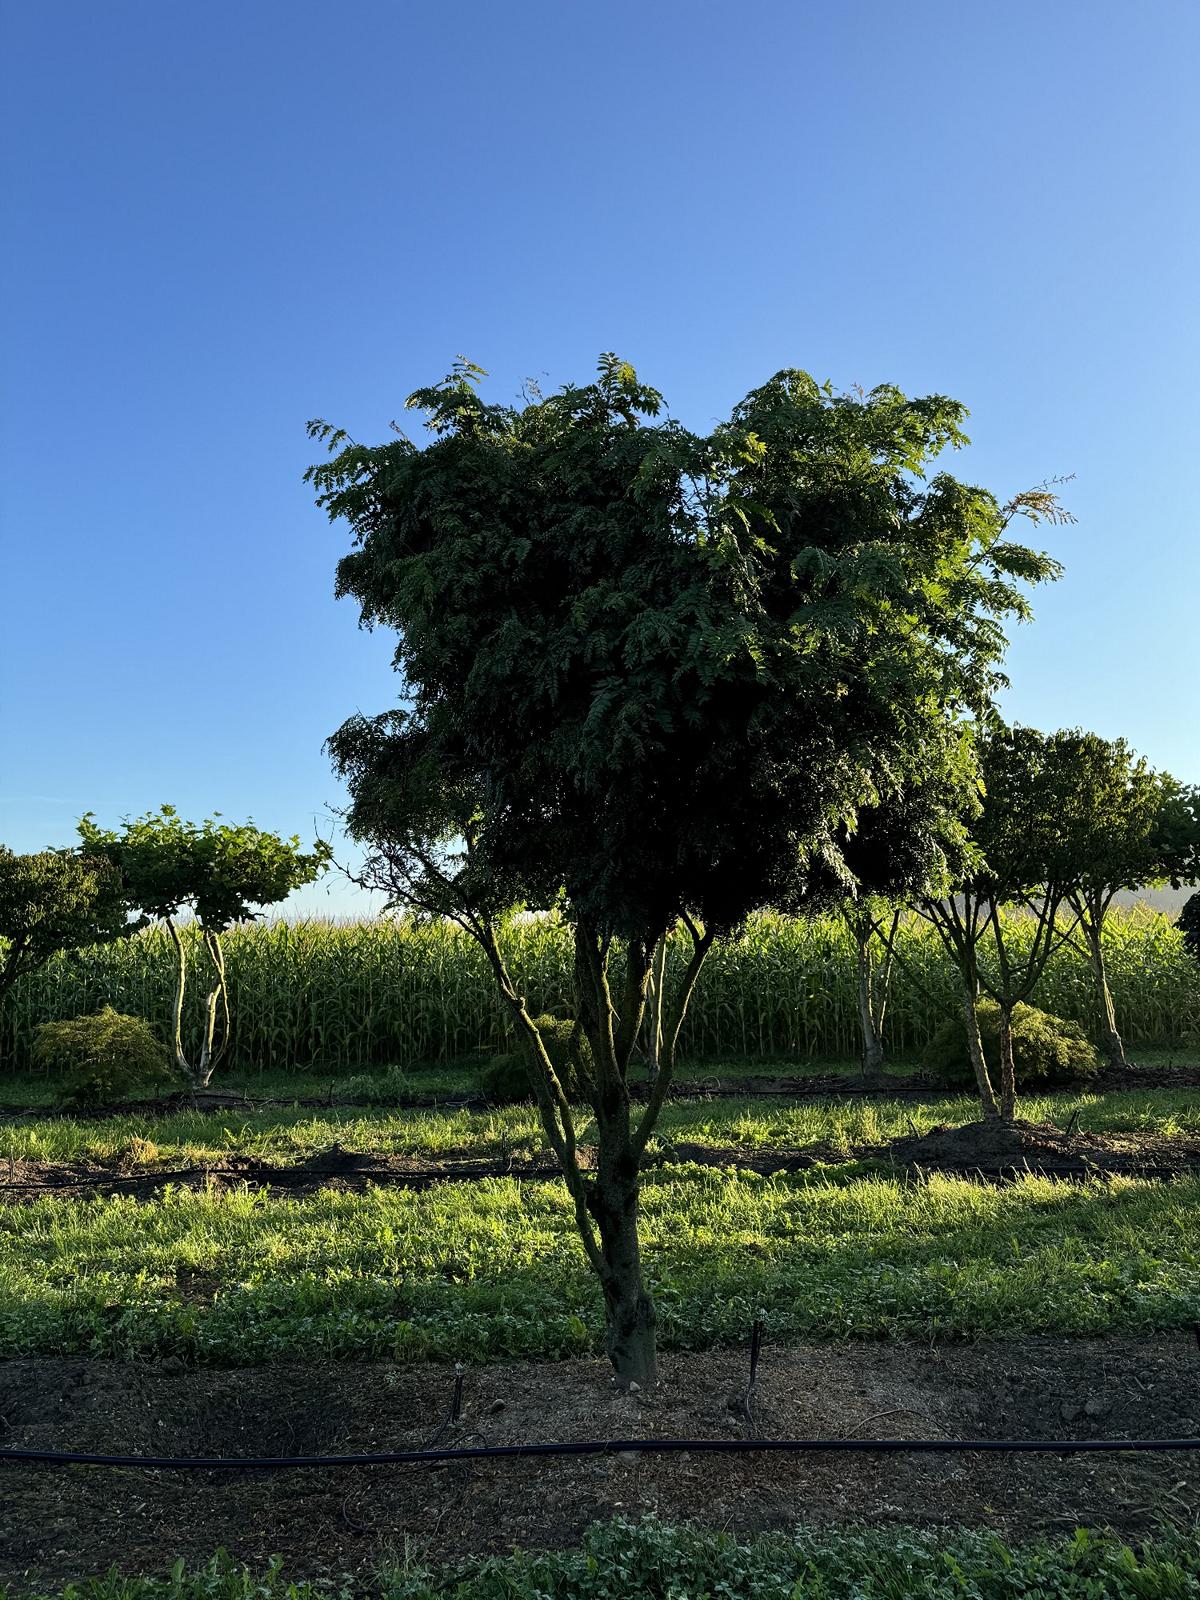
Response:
[[3, 1435, 1200, 1472]]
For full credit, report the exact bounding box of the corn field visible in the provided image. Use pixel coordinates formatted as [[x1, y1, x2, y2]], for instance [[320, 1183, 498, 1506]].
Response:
[[2, 907, 1197, 1075]]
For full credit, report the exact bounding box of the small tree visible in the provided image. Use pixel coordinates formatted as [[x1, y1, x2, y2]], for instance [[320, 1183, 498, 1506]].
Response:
[[828, 777, 974, 1084], [917, 726, 1089, 1123], [0, 845, 128, 1020], [1051, 737, 1199, 1068], [78, 808, 330, 1086], [311, 356, 1060, 1384]]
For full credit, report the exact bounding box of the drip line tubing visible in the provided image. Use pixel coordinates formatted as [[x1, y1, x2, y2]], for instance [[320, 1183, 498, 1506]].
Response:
[[3, 1434, 1200, 1472]]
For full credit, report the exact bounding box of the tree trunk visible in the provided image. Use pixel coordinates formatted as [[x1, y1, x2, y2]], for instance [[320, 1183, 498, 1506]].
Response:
[[854, 924, 887, 1085], [1087, 924, 1126, 1069], [644, 936, 667, 1086], [588, 1160, 657, 1388], [997, 1003, 1017, 1123], [963, 986, 1001, 1121], [165, 918, 192, 1081]]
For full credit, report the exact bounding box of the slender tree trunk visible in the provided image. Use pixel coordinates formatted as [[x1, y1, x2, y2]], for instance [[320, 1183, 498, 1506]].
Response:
[[963, 983, 1001, 1121], [853, 922, 887, 1084], [165, 918, 192, 1081], [997, 1003, 1017, 1122], [644, 935, 667, 1086], [1086, 922, 1126, 1069]]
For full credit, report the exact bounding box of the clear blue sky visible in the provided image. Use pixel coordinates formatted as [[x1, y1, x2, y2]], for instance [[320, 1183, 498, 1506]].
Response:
[[2, 1, 1197, 915]]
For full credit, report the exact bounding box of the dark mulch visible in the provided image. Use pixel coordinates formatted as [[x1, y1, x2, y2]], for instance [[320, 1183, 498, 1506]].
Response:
[[885, 1118, 1200, 1180], [5, 1117, 1200, 1202], [1, 1339, 1197, 1584]]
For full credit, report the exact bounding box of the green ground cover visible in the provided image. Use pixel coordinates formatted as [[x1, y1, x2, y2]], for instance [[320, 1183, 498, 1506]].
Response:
[[2, 1165, 1197, 1362], [4, 1086, 1198, 1167], [7, 1518, 1200, 1599]]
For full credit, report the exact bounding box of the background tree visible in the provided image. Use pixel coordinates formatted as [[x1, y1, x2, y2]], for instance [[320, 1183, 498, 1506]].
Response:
[[827, 778, 974, 1084], [79, 808, 330, 1087], [310, 355, 1060, 1385], [917, 726, 1089, 1124], [1181, 892, 1200, 969], [0, 846, 129, 1028], [1052, 737, 1199, 1068]]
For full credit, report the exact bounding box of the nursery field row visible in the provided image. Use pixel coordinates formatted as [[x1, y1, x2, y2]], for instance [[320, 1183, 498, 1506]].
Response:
[[2, 1166, 1198, 1362], [3, 907, 1197, 1074]]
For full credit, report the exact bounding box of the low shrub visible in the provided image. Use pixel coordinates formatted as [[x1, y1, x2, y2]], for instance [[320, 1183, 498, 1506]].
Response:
[[924, 999, 1100, 1088], [482, 1015, 591, 1102], [33, 1006, 173, 1108]]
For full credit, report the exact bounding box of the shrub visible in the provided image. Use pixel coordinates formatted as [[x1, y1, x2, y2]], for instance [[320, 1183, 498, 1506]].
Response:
[[924, 999, 1100, 1088], [33, 1006, 173, 1108], [482, 1015, 591, 1102], [341, 1065, 414, 1104], [1181, 892, 1200, 968]]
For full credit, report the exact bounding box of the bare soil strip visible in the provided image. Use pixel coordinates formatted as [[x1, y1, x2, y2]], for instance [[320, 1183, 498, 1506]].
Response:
[[1, 1339, 1197, 1583], [4, 1123, 1200, 1203]]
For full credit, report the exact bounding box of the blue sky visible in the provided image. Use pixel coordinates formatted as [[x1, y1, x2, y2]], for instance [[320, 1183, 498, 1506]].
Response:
[[2, 1, 1197, 915]]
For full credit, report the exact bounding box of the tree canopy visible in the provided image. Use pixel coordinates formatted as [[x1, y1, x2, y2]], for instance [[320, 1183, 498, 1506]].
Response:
[[0, 845, 129, 1008], [313, 357, 1061, 946]]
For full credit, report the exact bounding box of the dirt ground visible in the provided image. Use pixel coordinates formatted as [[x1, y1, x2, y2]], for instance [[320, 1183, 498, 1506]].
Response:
[[2, 1338, 1198, 1583], [4, 1118, 1200, 1204]]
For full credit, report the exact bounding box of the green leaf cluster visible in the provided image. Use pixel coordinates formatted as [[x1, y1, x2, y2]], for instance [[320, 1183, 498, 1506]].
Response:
[[77, 807, 331, 930], [309, 357, 1060, 942]]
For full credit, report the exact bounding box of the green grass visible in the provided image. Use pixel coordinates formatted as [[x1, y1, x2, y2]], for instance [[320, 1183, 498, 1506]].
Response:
[[2, 1165, 1198, 1362], [4, 1086, 1199, 1168], [8, 1519, 1200, 1598]]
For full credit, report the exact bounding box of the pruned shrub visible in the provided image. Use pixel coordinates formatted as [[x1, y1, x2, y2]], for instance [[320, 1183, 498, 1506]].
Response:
[[924, 999, 1100, 1088], [1180, 893, 1200, 969], [33, 1006, 173, 1108], [482, 1015, 591, 1102]]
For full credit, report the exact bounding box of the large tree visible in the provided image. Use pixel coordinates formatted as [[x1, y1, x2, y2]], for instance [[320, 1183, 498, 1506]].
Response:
[[0, 845, 129, 1023], [79, 808, 330, 1087], [309, 356, 1060, 1385]]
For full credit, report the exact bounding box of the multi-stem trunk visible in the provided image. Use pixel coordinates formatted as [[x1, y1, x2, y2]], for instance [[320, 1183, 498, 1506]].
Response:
[[164, 919, 232, 1089], [643, 935, 667, 1086], [962, 982, 1001, 1121], [474, 910, 711, 1388], [851, 916, 888, 1085]]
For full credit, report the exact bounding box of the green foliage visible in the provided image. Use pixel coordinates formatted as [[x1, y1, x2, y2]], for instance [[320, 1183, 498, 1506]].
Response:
[[17, 1519, 1200, 1598], [32, 1006, 172, 1108], [926, 999, 1100, 1087], [77, 807, 331, 931], [2, 907, 1196, 1075], [1181, 893, 1200, 969], [482, 1015, 590, 1101], [2, 1167, 1198, 1362], [0, 845, 128, 1005], [313, 353, 1060, 1000]]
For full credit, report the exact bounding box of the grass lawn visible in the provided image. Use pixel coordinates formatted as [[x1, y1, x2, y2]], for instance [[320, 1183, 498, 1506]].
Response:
[[2, 1164, 1198, 1362]]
